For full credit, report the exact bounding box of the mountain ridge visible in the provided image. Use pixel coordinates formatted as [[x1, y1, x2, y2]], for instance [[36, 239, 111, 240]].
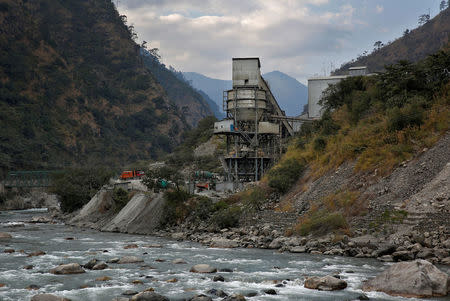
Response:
[[183, 70, 308, 117], [0, 0, 212, 175], [334, 7, 450, 74]]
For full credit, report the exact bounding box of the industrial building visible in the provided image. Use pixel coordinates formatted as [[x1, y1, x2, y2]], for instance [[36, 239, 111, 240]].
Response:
[[308, 66, 369, 119], [213, 58, 295, 183]]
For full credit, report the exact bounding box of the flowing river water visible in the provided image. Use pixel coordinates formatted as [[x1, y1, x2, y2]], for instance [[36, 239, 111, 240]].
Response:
[[0, 209, 449, 301]]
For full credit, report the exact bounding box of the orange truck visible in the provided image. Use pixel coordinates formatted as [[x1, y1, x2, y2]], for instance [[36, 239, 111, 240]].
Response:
[[120, 170, 145, 180]]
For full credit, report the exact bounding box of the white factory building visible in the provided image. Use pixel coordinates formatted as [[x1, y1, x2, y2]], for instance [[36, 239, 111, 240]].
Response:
[[308, 66, 370, 119]]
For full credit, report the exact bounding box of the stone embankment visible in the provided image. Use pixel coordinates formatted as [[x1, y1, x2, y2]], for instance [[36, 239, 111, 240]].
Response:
[[153, 223, 450, 265]]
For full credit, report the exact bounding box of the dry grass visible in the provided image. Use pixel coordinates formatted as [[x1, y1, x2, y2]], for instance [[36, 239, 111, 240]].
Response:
[[283, 93, 449, 179]]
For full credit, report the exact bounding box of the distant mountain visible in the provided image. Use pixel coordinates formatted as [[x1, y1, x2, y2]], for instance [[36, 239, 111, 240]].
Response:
[[183, 71, 308, 117], [263, 71, 308, 116], [334, 7, 450, 74], [141, 53, 214, 126], [182, 72, 231, 112]]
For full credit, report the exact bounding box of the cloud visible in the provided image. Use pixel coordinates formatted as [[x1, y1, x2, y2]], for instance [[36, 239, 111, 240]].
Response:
[[116, 1, 364, 82], [376, 4, 384, 14]]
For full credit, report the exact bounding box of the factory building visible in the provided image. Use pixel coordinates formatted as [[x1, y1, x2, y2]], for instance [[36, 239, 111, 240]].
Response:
[[308, 66, 369, 119], [213, 58, 294, 183]]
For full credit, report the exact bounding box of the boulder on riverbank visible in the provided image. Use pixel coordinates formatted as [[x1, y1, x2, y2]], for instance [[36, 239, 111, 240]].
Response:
[[190, 264, 217, 273], [50, 263, 85, 275], [304, 275, 347, 291], [31, 293, 71, 301], [363, 259, 449, 297]]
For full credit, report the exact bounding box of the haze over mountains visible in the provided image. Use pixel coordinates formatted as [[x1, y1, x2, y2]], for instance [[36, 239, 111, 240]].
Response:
[[183, 71, 308, 117]]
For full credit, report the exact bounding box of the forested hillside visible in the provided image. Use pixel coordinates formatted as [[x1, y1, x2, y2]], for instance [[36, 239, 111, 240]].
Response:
[[335, 7, 450, 74], [0, 0, 212, 176]]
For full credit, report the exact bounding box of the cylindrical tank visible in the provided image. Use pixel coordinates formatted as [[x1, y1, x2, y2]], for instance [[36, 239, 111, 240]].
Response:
[[226, 88, 266, 121]]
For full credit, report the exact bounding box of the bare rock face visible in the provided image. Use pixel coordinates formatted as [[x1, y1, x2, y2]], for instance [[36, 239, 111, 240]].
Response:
[[190, 264, 217, 273], [304, 275, 347, 291], [50, 263, 85, 275], [363, 259, 448, 297], [31, 293, 71, 301]]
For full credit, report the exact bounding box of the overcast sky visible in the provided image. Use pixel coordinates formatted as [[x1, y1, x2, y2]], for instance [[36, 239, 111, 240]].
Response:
[[117, 0, 443, 84]]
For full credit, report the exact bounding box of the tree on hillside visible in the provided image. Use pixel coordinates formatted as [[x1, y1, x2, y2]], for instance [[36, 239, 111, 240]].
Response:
[[373, 41, 383, 50], [440, 1, 447, 11], [418, 14, 430, 25]]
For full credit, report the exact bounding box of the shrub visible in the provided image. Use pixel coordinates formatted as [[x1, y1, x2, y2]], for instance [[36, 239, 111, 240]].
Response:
[[160, 189, 191, 226], [387, 101, 424, 132], [191, 196, 215, 221], [268, 158, 305, 193], [313, 136, 327, 151], [51, 168, 113, 213], [295, 211, 348, 236], [112, 187, 130, 211], [212, 206, 241, 229]]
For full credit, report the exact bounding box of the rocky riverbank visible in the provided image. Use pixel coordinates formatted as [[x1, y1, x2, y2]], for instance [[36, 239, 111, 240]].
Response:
[[151, 221, 450, 266]]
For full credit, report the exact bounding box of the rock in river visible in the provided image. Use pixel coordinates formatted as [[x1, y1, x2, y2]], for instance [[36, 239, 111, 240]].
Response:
[[190, 264, 217, 273], [31, 294, 71, 301], [130, 291, 169, 301], [50, 263, 85, 275], [172, 258, 187, 264], [210, 238, 238, 248], [117, 256, 144, 264], [189, 294, 212, 301], [0, 232, 12, 239], [304, 275, 347, 291], [363, 259, 449, 297]]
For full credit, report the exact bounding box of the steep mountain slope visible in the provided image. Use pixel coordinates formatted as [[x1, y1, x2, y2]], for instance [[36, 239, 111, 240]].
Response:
[[142, 53, 214, 126], [183, 72, 231, 113], [183, 71, 308, 116], [0, 0, 209, 174], [335, 7, 450, 74]]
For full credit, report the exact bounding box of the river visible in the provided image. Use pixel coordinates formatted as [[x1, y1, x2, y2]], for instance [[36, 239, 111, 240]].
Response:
[[0, 209, 449, 301]]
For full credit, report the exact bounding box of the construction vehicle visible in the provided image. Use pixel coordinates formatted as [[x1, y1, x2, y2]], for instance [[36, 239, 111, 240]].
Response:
[[120, 170, 145, 180]]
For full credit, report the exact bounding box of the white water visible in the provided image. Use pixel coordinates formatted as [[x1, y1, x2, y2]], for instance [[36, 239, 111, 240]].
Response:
[[0, 209, 449, 301]]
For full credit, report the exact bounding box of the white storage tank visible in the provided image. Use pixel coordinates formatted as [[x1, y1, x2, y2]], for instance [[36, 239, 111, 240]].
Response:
[[307, 76, 346, 118]]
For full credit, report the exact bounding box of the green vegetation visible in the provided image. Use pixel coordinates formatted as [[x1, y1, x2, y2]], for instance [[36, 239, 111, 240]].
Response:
[[50, 168, 114, 213], [282, 47, 450, 236], [293, 190, 362, 236], [160, 189, 191, 226], [112, 187, 130, 212], [267, 158, 305, 193], [369, 209, 408, 230], [211, 206, 242, 229], [0, 0, 212, 175], [281, 47, 449, 179], [295, 210, 348, 236], [159, 189, 242, 229], [164, 116, 222, 172]]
